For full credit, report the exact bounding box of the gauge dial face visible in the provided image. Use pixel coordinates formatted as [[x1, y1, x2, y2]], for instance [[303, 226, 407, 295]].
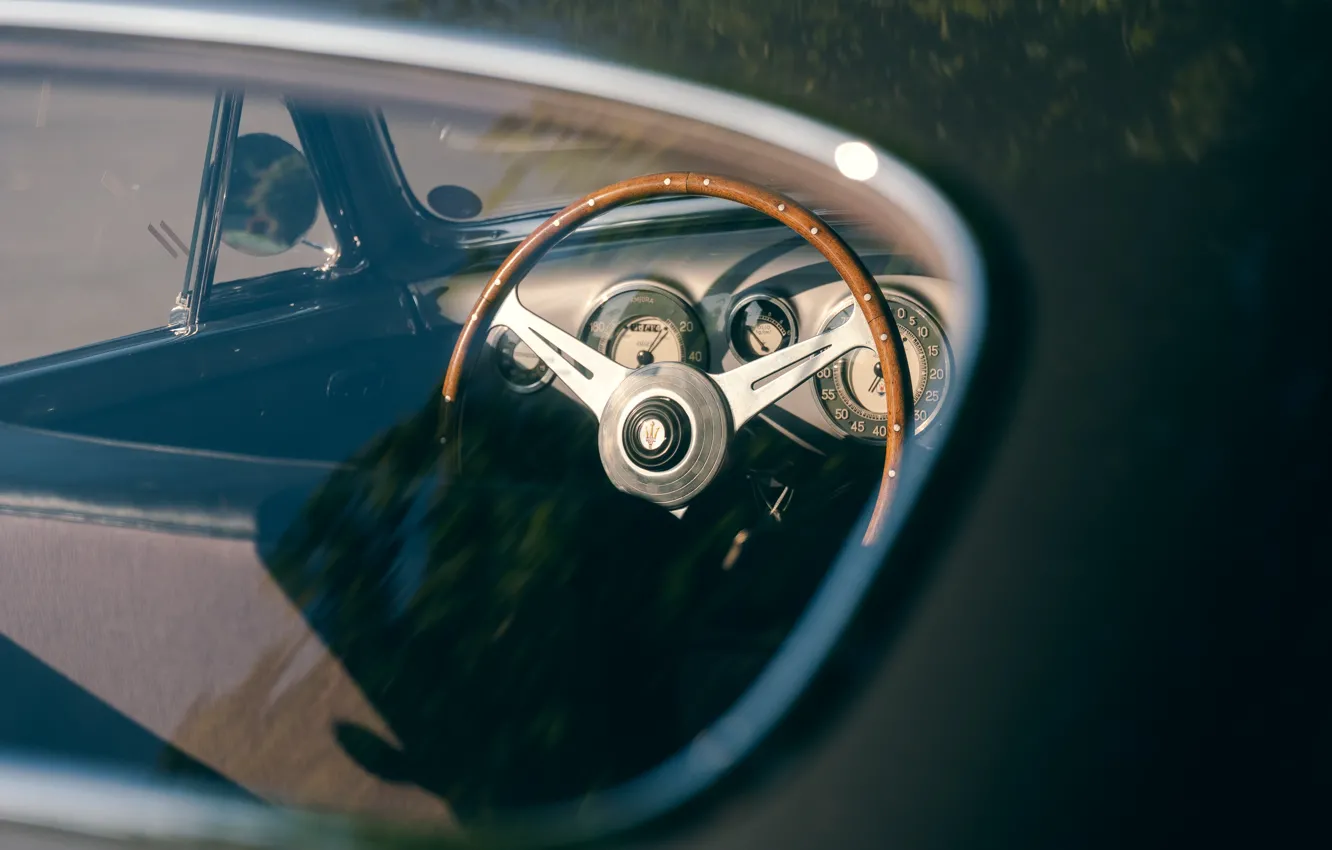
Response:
[[813, 295, 951, 438], [729, 296, 797, 361], [581, 285, 709, 370], [488, 326, 553, 393]]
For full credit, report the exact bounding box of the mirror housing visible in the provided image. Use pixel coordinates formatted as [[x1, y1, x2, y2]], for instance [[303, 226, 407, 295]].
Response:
[[220, 132, 318, 257]]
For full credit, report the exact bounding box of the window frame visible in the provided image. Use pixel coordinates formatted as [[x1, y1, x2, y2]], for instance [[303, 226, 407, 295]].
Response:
[[177, 88, 242, 332], [0, 83, 364, 380]]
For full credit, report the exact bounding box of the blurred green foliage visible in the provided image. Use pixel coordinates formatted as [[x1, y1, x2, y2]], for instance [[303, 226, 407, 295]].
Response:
[[367, 0, 1326, 181]]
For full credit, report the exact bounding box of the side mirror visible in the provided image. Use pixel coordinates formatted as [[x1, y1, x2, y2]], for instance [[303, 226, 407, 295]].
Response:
[[220, 132, 318, 257]]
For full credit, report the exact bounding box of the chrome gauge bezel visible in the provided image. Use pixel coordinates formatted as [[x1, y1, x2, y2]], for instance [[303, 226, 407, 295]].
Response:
[[726, 292, 799, 363], [487, 324, 556, 393], [579, 279, 710, 370], [812, 290, 952, 440]]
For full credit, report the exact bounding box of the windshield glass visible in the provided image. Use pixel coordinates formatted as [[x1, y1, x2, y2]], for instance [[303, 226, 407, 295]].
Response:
[[383, 101, 737, 220]]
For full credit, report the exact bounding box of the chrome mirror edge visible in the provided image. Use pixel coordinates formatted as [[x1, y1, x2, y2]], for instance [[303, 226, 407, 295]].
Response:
[[0, 4, 988, 843]]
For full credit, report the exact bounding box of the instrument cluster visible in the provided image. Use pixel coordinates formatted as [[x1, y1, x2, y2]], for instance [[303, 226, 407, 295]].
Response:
[[485, 275, 953, 446]]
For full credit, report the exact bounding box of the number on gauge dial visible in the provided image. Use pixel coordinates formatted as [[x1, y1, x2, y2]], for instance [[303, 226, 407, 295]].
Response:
[[813, 295, 951, 438], [581, 285, 710, 369]]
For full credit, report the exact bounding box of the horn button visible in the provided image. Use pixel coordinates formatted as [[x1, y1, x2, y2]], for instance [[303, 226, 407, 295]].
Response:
[[623, 397, 691, 471], [599, 362, 731, 508]]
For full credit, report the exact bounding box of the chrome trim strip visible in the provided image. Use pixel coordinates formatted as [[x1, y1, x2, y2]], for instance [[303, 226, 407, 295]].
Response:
[[0, 757, 302, 848]]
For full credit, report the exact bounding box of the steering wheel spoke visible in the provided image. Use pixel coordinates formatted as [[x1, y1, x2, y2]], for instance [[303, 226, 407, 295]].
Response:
[[713, 307, 869, 430], [492, 289, 630, 420]]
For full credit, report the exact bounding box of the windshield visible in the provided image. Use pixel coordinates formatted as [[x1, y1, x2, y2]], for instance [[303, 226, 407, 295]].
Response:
[[383, 102, 737, 220]]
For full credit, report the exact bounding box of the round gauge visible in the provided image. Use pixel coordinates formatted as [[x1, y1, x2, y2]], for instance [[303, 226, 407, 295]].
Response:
[[813, 295, 951, 438], [487, 325, 553, 393], [581, 284, 710, 370], [729, 295, 797, 361]]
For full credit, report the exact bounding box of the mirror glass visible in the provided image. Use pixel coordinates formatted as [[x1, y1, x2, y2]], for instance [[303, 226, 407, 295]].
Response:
[[220, 132, 318, 257], [0, 41, 981, 847]]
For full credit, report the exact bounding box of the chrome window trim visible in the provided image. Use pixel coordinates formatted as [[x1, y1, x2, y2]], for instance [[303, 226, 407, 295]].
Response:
[[0, 758, 296, 847]]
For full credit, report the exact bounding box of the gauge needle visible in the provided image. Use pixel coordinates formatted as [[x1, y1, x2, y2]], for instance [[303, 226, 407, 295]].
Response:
[[869, 362, 884, 396], [647, 327, 669, 354], [747, 327, 770, 354]]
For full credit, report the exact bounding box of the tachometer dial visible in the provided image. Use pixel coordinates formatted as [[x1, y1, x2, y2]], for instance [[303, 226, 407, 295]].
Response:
[[487, 325, 553, 393], [813, 294, 951, 438], [581, 284, 709, 370], [728, 294, 797, 361]]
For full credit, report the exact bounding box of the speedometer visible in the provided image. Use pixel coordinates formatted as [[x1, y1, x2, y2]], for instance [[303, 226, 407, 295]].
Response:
[[581, 283, 709, 370], [813, 294, 951, 438]]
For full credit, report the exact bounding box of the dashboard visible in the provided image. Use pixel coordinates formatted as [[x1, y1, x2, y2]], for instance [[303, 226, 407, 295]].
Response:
[[416, 223, 959, 454]]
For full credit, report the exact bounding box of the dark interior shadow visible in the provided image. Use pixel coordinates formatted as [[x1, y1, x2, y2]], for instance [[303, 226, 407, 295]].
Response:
[[254, 371, 881, 822]]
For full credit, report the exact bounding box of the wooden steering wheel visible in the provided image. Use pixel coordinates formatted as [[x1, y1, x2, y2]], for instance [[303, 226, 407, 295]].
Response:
[[442, 174, 908, 544]]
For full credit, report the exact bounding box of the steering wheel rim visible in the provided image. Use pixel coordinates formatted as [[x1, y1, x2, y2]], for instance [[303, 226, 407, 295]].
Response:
[[441, 173, 908, 544]]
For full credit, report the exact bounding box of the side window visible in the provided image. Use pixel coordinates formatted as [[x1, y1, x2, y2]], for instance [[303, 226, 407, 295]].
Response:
[[212, 96, 337, 283], [0, 78, 213, 368]]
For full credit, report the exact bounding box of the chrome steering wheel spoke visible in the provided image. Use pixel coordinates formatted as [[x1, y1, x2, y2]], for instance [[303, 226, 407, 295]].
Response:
[[491, 288, 630, 420], [712, 306, 869, 430]]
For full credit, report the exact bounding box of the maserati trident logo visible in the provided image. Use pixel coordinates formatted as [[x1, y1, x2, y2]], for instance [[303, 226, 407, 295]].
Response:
[[637, 417, 667, 452]]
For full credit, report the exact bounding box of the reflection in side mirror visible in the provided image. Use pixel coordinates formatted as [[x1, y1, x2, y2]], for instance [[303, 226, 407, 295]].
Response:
[[221, 132, 318, 257]]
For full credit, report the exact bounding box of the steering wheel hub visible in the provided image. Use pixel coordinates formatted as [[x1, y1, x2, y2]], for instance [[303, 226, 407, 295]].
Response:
[[623, 396, 692, 471], [599, 363, 730, 508]]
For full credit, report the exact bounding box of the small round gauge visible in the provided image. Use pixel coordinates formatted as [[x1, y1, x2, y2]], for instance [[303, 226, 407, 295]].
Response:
[[729, 295, 797, 361], [813, 294, 951, 439], [581, 283, 710, 370], [487, 325, 553, 393]]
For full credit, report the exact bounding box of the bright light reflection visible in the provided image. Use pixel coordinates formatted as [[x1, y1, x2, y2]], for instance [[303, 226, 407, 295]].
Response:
[[834, 141, 879, 181]]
